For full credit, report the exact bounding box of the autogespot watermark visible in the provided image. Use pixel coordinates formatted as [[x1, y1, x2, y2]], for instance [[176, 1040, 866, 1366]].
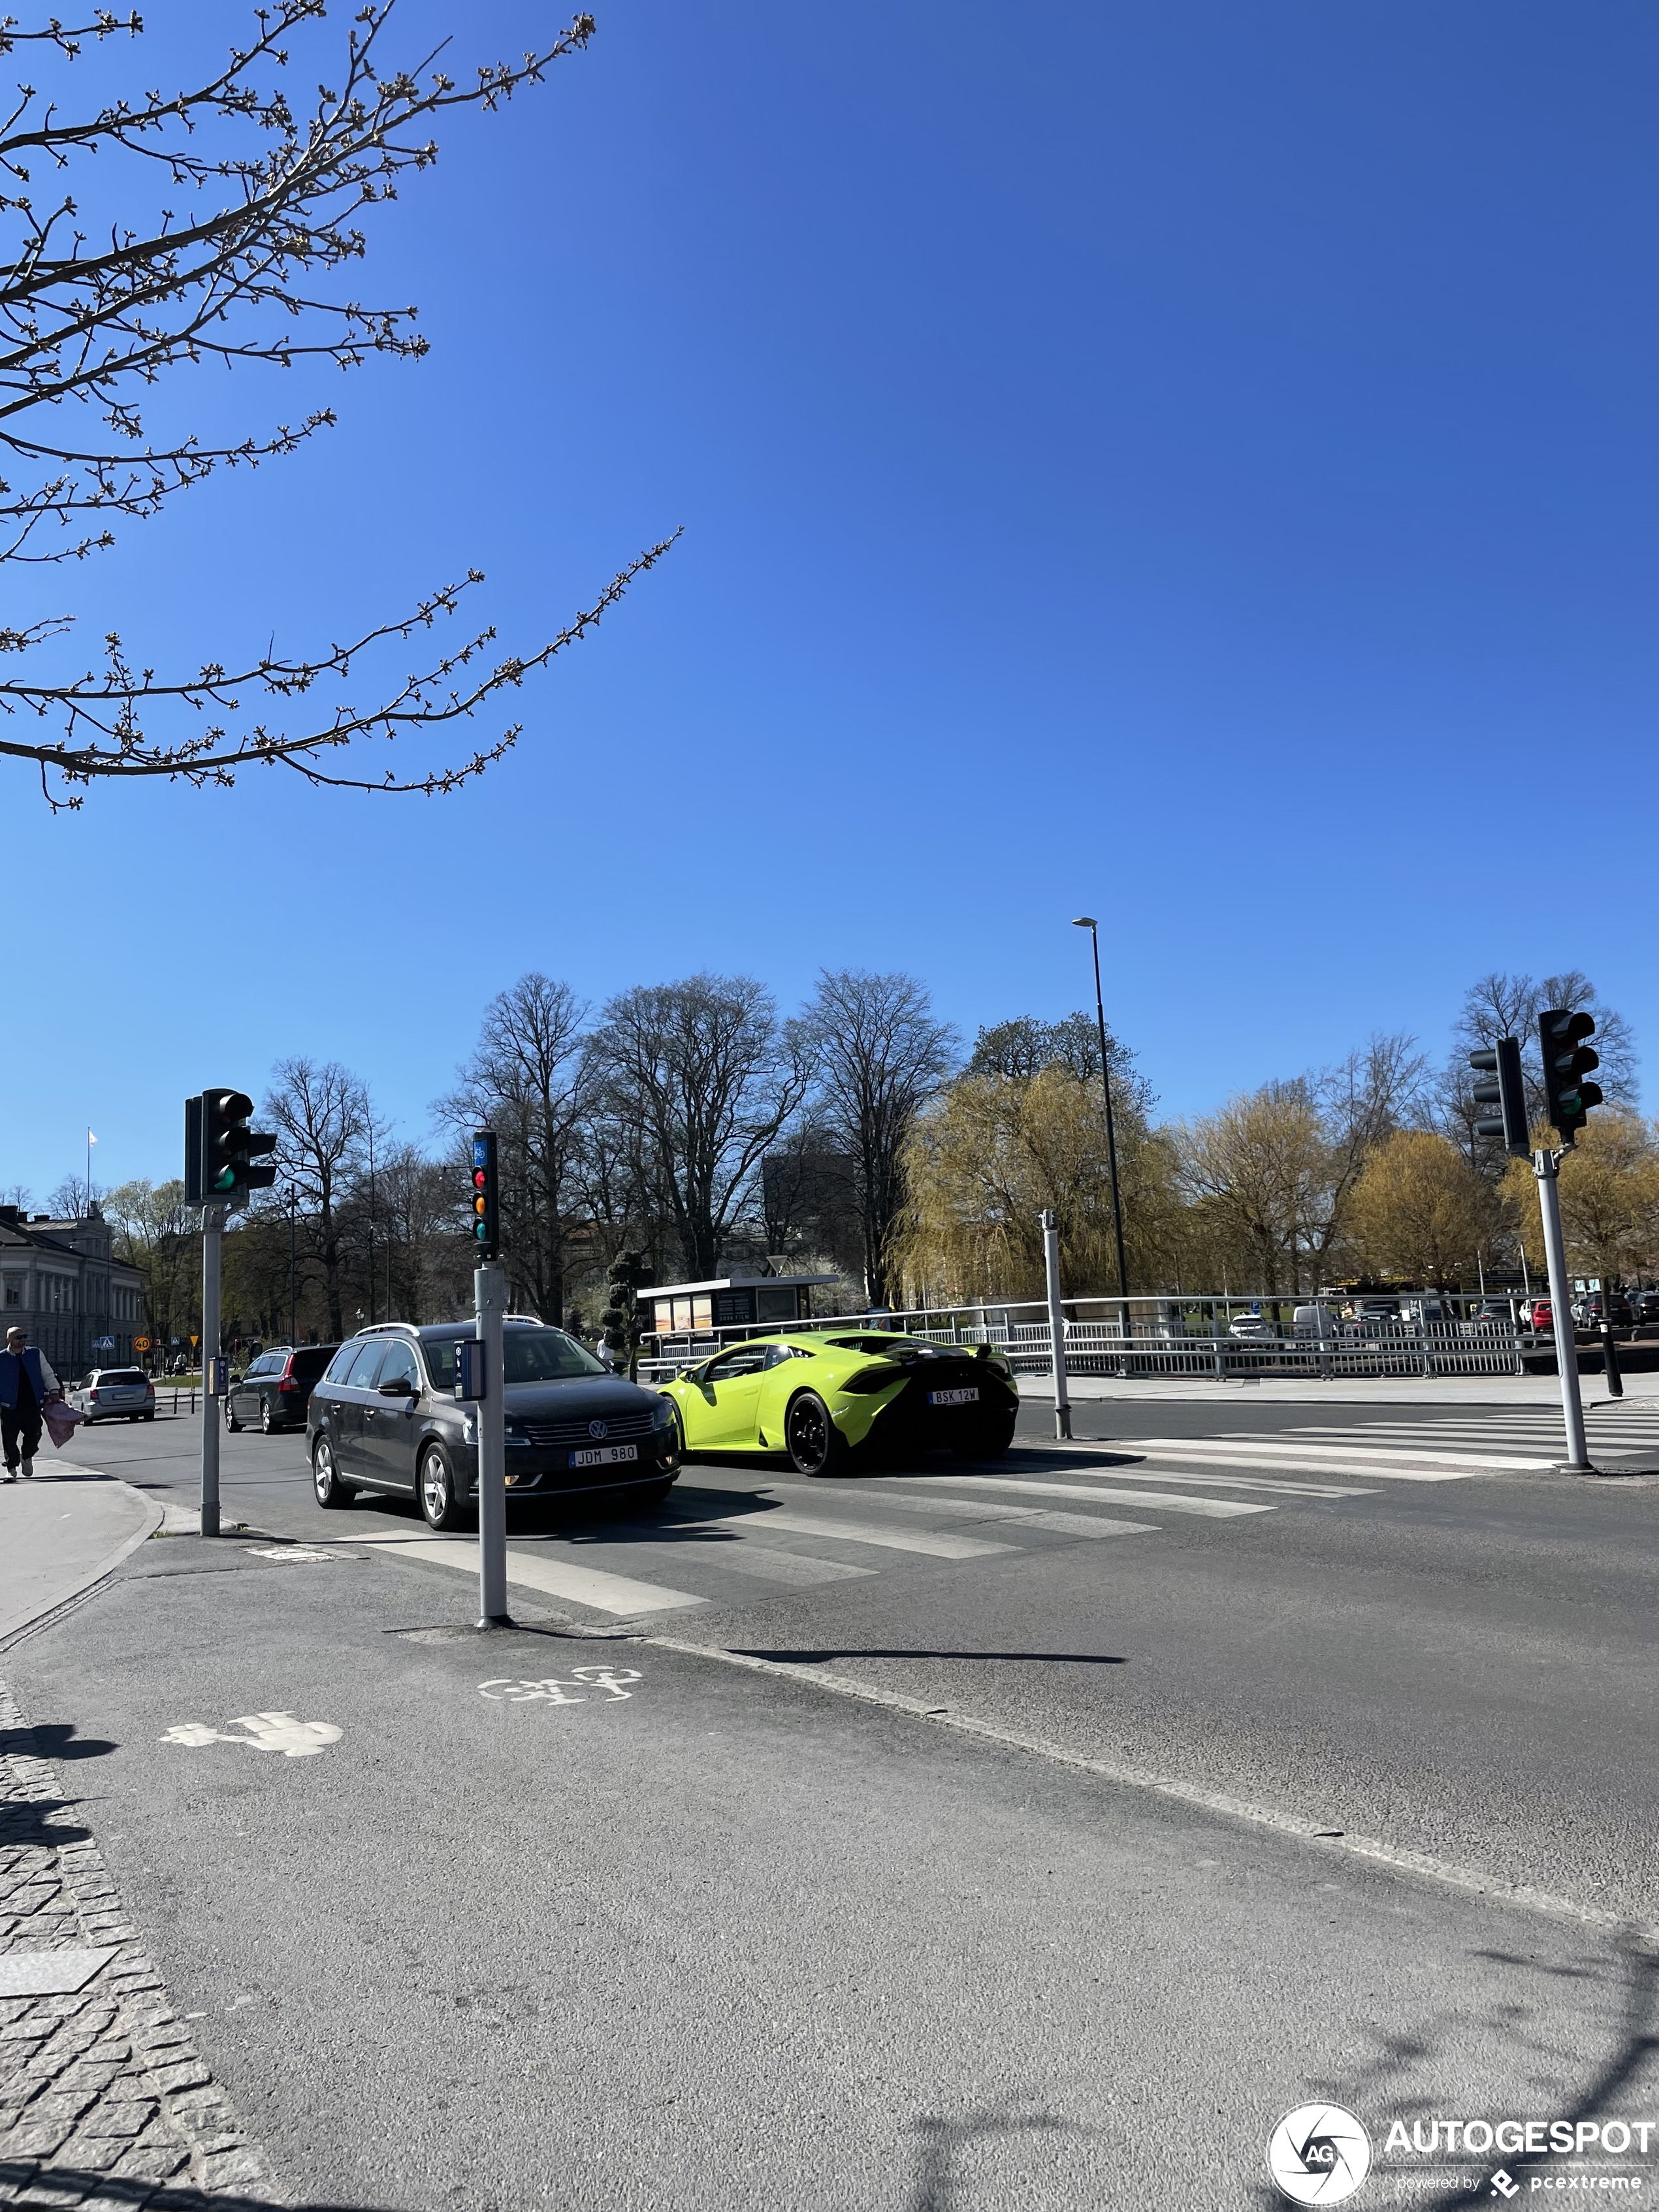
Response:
[[1266, 2108, 1656, 2204]]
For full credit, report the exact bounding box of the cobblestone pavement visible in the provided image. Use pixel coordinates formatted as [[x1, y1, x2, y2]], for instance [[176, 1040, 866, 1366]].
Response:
[[0, 1678, 285, 2211]]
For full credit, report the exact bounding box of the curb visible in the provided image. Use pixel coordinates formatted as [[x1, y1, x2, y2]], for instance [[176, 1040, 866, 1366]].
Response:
[[0, 1476, 163, 1652]]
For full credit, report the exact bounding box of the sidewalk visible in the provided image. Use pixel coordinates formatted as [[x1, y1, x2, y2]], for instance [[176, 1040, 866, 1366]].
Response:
[[0, 1475, 161, 1650], [0, 1477, 283, 2209]]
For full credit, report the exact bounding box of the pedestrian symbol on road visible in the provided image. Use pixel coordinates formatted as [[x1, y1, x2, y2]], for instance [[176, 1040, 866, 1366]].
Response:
[[160, 1712, 343, 1758]]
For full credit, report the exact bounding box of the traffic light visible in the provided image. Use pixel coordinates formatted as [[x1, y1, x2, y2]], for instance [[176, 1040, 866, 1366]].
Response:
[[1468, 1036, 1530, 1157], [1538, 1009, 1602, 1146], [470, 1130, 499, 1260], [184, 1089, 278, 1202]]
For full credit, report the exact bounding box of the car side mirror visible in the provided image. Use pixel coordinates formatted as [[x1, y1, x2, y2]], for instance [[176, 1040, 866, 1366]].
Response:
[[379, 1375, 416, 1396]]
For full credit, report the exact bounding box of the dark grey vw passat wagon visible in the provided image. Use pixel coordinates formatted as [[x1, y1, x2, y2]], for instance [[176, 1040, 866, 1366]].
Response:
[[306, 1319, 680, 1530]]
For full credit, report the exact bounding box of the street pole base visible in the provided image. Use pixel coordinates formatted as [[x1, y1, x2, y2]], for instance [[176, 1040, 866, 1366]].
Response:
[[475, 1613, 514, 1631], [1560, 1462, 1597, 1477], [1054, 1407, 1072, 1440], [199, 1502, 219, 1539]]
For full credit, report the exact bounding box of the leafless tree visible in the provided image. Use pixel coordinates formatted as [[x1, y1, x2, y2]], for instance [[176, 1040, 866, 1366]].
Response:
[[437, 973, 590, 1322], [0, 3, 673, 807], [967, 1011, 1153, 1116], [368, 1141, 466, 1324], [262, 1055, 377, 1337], [1438, 971, 1639, 1167], [1310, 1030, 1432, 1264], [588, 975, 811, 1282], [106, 1176, 197, 1351], [792, 970, 957, 1305], [46, 1174, 94, 1218]]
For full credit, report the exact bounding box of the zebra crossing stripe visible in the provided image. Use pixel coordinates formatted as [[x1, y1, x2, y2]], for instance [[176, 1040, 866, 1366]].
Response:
[[703, 1510, 1015, 1560], [905, 1475, 1270, 1518], [362, 1535, 708, 1615], [1162, 1435, 1556, 1472]]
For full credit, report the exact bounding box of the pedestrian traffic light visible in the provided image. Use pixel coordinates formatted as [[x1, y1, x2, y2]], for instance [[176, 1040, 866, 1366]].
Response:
[[185, 1089, 280, 1202], [1538, 1009, 1602, 1146], [470, 1130, 499, 1260], [1468, 1036, 1530, 1157]]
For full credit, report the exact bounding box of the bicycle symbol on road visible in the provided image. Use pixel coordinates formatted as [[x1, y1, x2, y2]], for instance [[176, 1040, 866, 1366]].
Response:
[[478, 1667, 641, 1705], [160, 1712, 343, 1758]]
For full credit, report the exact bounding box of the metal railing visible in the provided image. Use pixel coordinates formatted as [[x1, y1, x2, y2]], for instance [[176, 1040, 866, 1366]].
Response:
[[635, 1290, 1536, 1383]]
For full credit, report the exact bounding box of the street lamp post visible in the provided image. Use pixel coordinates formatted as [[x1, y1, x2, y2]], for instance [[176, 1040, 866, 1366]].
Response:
[[288, 1186, 297, 1346], [1072, 917, 1131, 1358]]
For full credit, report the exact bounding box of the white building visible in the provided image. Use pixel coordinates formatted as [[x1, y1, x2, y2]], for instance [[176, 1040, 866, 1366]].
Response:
[[0, 1204, 146, 1375]]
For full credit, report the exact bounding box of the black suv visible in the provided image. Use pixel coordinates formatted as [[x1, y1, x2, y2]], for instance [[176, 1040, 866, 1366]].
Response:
[[306, 1319, 681, 1529], [225, 1345, 340, 1434]]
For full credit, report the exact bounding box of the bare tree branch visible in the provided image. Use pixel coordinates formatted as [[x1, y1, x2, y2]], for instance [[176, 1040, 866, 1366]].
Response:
[[0, 4, 671, 806]]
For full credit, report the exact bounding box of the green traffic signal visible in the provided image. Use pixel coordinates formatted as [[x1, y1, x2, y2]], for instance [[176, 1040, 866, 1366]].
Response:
[[1538, 1009, 1602, 1146]]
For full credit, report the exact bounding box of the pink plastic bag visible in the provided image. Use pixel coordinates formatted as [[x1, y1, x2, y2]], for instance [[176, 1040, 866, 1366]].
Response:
[[42, 1397, 84, 1449]]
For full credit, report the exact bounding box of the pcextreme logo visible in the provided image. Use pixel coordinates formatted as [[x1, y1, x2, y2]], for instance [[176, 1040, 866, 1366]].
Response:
[[1268, 2106, 1374, 2204]]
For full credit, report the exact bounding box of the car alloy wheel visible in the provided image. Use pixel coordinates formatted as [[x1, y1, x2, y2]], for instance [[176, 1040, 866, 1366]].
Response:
[[312, 1435, 355, 1510], [224, 1400, 242, 1433], [420, 1445, 468, 1532], [261, 1400, 277, 1435], [785, 1390, 846, 1478]]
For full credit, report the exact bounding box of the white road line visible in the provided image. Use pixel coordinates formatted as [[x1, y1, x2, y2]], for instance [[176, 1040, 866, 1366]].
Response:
[[998, 1509, 1161, 1539], [1293, 1421, 1659, 1440], [1010, 1449, 1370, 1499], [1171, 1435, 1555, 1473], [361, 1535, 707, 1616], [911, 1475, 1270, 1519], [705, 1511, 1014, 1560], [619, 1540, 877, 1588]]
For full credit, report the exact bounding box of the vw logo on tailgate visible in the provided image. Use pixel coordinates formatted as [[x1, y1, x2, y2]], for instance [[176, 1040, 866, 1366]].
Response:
[[588, 1420, 609, 1440]]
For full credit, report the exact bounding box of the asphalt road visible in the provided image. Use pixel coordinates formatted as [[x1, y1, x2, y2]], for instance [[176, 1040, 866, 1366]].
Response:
[[10, 1393, 1659, 2207]]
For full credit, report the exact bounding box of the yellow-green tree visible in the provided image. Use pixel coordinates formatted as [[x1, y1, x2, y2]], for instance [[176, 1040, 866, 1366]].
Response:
[[1346, 1131, 1494, 1287], [1174, 1084, 1332, 1293], [1500, 1114, 1659, 1287], [894, 1065, 1182, 1302]]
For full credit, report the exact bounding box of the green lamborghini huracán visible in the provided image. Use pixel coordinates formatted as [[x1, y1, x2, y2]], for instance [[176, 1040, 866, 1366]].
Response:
[[655, 1330, 1020, 1476]]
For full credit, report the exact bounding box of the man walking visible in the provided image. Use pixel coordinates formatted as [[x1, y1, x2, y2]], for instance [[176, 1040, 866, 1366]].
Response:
[[0, 1324, 58, 1481]]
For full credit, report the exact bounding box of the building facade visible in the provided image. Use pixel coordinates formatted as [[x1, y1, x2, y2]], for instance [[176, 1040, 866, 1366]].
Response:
[[0, 1205, 146, 1375]]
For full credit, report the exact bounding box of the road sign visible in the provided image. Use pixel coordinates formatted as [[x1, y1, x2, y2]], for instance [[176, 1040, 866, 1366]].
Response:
[[134, 1336, 152, 1351], [189, 1334, 199, 1349], [93, 1336, 114, 1351]]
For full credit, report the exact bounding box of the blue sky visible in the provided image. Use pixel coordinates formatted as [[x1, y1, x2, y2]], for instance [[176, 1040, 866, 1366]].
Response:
[[7, 0, 1659, 1200]]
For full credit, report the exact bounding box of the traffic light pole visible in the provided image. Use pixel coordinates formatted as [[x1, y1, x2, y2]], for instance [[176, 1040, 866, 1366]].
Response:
[[1534, 1150, 1592, 1474], [199, 1202, 227, 1537], [475, 1260, 509, 1626], [1040, 1208, 1071, 1441]]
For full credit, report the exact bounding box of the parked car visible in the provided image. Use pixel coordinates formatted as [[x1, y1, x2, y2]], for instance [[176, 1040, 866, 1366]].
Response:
[[1227, 1312, 1276, 1342], [1356, 1300, 1407, 1336], [1631, 1290, 1659, 1327], [306, 1319, 681, 1529], [1526, 1299, 1554, 1334], [1572, 1292, 1633, 1328], [1461, 1302, 1514, 1335], [225, 1343, 340, 1434], [67, 1368, 155, 1422]]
